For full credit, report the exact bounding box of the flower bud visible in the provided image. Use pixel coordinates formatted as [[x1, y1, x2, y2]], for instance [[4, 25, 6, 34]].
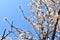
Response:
[[4, 17, 8, 21]]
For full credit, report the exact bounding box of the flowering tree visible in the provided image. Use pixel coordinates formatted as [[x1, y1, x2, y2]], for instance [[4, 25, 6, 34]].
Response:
[[0, 0, 60, 40], [19, 0, 60, 40]]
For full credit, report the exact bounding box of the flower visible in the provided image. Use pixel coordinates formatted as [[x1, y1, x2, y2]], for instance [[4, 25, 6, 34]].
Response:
[[33, 22, 37, 25], [23, 31, 27, 34], [37, 9, 43, 12], [30, 10, 35, 14], [29, 1, 36, 7], [4, 17, 8, 21], [50, 12, 54, 16], [29, 32, 32, 34], [28, 36, 32, 39]]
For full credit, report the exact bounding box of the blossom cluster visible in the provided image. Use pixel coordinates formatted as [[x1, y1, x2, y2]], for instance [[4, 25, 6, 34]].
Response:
[[27, 0, 60, 40]]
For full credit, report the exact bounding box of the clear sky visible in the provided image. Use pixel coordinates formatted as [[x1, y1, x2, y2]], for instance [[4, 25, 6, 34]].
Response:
[[0, 0, 37, 40]]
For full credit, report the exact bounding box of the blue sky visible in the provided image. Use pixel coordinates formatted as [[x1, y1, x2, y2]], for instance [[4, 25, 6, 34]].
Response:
[[0, 0, 37, 40]]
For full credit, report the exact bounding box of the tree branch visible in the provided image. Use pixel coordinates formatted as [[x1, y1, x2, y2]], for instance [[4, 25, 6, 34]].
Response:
[[51, 17, 59, 40]]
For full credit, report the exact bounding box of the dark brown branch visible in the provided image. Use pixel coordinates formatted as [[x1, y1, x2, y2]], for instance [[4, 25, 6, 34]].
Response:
[[42, 29, 49, 40], [58, 9, 60, 15], [51, 0, 55, 3], [51, 18, 59, 40]]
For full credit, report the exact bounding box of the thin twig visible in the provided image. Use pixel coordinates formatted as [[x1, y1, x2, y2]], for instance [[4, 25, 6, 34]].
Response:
[[1, 29, 6, 40]]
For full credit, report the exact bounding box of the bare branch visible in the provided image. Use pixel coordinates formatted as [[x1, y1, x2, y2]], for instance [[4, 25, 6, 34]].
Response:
[[1, 29, 6, 40]]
